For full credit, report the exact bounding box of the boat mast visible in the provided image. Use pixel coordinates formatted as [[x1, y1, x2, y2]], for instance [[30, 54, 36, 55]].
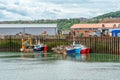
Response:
[[72, 30, 75, 46]]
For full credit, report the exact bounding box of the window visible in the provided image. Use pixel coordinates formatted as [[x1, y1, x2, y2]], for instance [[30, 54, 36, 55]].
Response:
[[89, 28, 92, 30], [93, 28, 98, 30], [74, 28, 78, 30], [113, 24, 116, 28], [78, 28, 81, 30], [85, 31, 89, 34], [82, 28, 89, 30], [102, 24, 105, 28], [118, 24, 120, 28]]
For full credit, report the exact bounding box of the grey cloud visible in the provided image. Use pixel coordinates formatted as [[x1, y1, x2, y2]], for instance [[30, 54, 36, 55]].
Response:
[[0, 0, 119, 21], [14, 2, 20, 5], [0, 13, 5, 18], [0, 0, 27, 16], [5, 8, 27, 16], [42, 10, 58, 19], [52, 9, 61, 13], [39, 0, 88, 4], [0, 7, 6, 10]]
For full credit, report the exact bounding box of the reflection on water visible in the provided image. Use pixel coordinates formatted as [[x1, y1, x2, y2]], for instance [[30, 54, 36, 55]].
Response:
[[0, 53, 120, 80]]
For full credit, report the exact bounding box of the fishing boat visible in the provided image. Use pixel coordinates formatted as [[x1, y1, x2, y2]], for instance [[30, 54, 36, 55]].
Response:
[[33, 44, 44, 52], [65, 34, 81, 57], [20, 38, 47, 53], [65, 34, 90, 59], [66, 44, 82, 57]]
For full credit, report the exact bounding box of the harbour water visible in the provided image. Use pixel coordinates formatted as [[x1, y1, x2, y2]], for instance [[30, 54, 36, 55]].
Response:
[[0, 53, 120, 80]]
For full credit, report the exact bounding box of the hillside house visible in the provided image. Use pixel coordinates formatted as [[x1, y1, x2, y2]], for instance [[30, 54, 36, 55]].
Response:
[[62, 30, 70, 36], [99, 18, 120, 23]]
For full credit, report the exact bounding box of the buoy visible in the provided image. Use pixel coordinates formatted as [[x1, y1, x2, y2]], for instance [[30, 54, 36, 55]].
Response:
[[44, 45, 47, 57], [20, 48, 24, 52], [44, 45, 47, 53]]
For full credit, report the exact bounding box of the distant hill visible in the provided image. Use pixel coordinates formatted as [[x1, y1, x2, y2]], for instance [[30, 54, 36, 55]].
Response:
[[0, 18, 89, 31], [87, 11, 120, 23], [0, 11, 120, 31], [94, 11, 120, 19]]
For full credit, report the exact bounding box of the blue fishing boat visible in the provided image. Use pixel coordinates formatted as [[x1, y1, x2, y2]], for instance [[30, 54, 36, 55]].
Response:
[[66, 44, 82, 59], [65, 35, 82, 57], [66, 40, 90, 58]]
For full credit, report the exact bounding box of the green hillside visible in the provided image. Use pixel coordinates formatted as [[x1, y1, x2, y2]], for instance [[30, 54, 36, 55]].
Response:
[[57, 18, 81, 31], [94, 11, 120, 19]]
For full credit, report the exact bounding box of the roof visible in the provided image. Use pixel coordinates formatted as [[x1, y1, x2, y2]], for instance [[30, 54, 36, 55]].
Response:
[[0, 24, 57, 28], [71, 23, 120, 29]]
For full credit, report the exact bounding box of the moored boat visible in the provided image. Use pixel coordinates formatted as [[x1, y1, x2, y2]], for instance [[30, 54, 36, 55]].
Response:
[[66, 44, 82, 58], [66, 43, 90, 59], [33, 44, 44, 52]]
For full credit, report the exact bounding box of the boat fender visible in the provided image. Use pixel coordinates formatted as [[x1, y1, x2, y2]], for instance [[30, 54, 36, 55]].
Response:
[[20, 48, 24, 52], [44, 45, 47, 53]]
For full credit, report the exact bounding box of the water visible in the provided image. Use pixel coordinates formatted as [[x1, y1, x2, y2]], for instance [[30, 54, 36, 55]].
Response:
[[0, 53, 120, 80]]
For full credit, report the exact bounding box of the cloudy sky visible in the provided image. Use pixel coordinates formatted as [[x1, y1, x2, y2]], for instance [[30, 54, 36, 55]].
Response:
[[0, 0, 119, 21]]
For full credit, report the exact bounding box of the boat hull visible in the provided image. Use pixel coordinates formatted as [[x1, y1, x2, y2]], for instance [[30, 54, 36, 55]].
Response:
[[66, 48, 81, 58], [33, 46, 44, 52], [80, 48, 90, 54]]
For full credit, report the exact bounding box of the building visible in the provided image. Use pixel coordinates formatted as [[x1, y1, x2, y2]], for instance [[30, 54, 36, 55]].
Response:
[[62, 30, 70, 36], [0, 24, 57, 35], [71, 23, 120, 37]]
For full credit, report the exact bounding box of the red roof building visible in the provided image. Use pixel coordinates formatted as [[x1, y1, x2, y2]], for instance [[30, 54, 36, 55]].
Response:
[[70, 23, 120, 37]]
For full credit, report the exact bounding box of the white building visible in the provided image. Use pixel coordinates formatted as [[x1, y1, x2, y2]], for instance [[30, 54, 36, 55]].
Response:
[[0, 24, 57, 35]]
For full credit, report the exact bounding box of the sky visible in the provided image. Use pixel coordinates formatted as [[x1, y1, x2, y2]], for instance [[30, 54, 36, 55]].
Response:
[[0, 0, 120, 21]]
